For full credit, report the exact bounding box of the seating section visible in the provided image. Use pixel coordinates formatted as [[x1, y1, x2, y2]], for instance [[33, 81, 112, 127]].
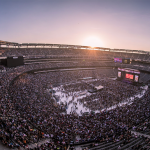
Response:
[[80, 137, 150, 150]]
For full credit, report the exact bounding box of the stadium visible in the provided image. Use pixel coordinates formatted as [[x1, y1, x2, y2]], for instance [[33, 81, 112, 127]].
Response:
[[0, 40, 150, 150]]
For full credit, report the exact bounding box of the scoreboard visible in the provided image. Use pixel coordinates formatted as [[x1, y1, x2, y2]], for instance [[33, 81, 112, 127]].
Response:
[[114, 58, 122, 63], [114, 58, 130, 64], [118, 68, 140, 83]]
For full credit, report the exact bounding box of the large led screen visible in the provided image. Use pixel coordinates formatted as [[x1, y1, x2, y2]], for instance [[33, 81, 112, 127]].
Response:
[[114, 58, 122, 63], [126, 74, 133, 80], [134, 75, 139, 82], [118, 71, 121, 78]]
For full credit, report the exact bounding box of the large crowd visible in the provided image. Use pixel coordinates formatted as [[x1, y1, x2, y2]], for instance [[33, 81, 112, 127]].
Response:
[[0, 48, 112, 59], [0, 48, 150, 150], [63, 79, 141, 111], [1, 67, 149, 149], [1, 47, 149, 61]]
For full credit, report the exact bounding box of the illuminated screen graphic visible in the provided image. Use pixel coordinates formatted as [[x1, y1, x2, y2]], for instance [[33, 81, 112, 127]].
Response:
[[118, 71, 121, 78], [124, 60, 127, 63], [114, 58, 122, 63], [126, 74, 133, 80], [134, 75, 139, 82]]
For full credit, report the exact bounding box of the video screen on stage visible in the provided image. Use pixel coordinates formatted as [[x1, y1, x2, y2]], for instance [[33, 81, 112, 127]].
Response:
[[118, 68, 140, 83], [118, 71, 121, 78], [134, 75, 139, 82], [126, 73, 133, 80]]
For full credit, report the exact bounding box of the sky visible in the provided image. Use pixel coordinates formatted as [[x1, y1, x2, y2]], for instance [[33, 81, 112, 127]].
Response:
[[0, 0, 150, 51]]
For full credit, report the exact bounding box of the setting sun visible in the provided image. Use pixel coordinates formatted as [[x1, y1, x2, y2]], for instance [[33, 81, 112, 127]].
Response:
[[82, 36, 103, 48]]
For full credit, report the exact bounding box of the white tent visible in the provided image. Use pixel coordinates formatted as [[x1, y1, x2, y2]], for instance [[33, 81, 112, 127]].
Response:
[[95, 85, 104, 91]]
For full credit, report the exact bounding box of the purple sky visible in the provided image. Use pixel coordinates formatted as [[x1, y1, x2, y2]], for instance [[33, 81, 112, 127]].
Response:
[[0, 0, 150, 51]]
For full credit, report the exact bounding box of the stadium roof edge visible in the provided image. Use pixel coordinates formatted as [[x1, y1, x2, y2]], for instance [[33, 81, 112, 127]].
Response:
[[0, 40, 149, 54]]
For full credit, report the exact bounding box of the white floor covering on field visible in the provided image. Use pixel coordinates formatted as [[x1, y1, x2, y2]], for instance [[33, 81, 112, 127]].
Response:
[[53, 84, 148, 116]]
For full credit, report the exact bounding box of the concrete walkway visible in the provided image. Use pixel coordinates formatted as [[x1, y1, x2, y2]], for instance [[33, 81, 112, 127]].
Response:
[[131, 130, 150, 138], [24, 138, 51, 149], [0, 143, 16, 150], [0, 138, 51, 150]]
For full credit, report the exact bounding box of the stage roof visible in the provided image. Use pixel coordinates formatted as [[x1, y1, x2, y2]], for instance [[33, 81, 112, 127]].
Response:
[[95, 85, 104, 90]]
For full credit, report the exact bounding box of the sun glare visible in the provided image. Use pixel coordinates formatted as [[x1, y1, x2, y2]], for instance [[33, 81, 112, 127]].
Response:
[[82, 36, 103, 48]]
